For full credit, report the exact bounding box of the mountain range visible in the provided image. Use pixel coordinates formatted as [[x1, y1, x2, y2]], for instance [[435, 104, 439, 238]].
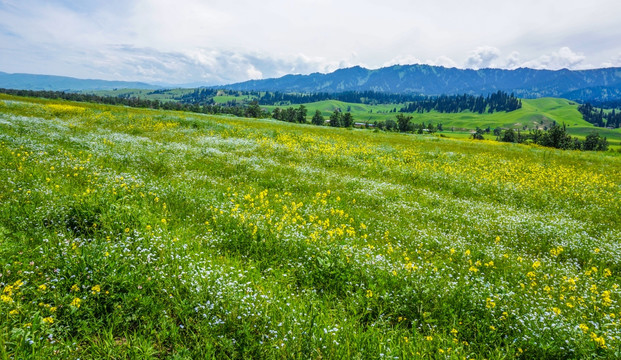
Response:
[[2, 65, 621, 102], [220, 65, 621, 101], [0, 72, 160, 91]]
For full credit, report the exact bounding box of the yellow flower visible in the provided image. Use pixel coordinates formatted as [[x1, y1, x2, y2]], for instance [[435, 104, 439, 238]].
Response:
[[71, 284, 80, 292], [486, 298, 496, 308], [91, 285, 101, 294], [579, 323, 589, 333], [50, 307, 57, 313], [366, 290, 373, 298], [161, 218, 167, 224], [425, 336, 433, 341], [70, 297, 82, 308], [1, 294, 13, 303], [9, 309, 18, 315], [532, 260, 541, 269], [42, 317, 54, 324], [38, 284, 47, 291], [603, 268, 612, 277], [590, 333, 606, 348]]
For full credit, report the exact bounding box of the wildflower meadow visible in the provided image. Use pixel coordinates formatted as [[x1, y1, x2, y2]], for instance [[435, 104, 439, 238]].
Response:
[[0, 94, 620, 359]]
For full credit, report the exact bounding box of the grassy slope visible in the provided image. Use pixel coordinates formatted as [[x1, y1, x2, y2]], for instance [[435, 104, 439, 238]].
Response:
[[84, 88, 194, 102], [85, 89, 620, 144], [1, 94, 620, 359], [267, 98, 621, 146], [84, 89, 258, 104]]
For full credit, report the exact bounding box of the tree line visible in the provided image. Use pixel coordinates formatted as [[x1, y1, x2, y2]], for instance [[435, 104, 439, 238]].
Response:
[[255, 91, 427, 105], [399, 91, 522, 114], [475, 124, 609, 151], [588, 99, 621, 110], [269, 105, 358, 128], [577, 103, 621, 128], [176, 89, 524, 114], [170, 89, 427, 106]]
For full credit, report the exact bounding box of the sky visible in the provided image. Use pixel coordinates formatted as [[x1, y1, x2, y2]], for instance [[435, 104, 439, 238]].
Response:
[[1, 0, 621, 85]]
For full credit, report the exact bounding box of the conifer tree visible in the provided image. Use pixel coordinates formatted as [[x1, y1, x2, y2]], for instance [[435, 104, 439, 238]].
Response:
[[311, 110, 324, 125]]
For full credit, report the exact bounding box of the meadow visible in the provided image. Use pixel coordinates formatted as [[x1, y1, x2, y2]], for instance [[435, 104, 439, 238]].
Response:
[[1, 94, 620, 359], [84, 88, 621, 147], [269, 98, 621, 147]]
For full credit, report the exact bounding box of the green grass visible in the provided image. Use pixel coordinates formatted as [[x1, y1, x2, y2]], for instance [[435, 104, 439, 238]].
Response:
[[212, 95, 257, 104], [266, 98, 621, 147], [82, 88, 196, 103], [83, 89, 259, 105], [83, 89, 621, 145], [1, 94, 620, 359]]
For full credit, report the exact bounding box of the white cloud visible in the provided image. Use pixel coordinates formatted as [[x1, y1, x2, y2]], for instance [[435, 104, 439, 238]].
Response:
[[85, 46, 342, 85], [521, 47, 586, 70], [383, 55, 422, 67], [601, 53, 621, 68], [465, 46, 501, 69], [2, 1, 621, 83], [428, 56, 458, 68], [504, 51, 522, 69], [246, 65, 263, 80]]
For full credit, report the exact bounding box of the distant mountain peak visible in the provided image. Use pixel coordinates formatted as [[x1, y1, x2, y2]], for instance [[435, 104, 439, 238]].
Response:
[[218, 65, 621, 101]]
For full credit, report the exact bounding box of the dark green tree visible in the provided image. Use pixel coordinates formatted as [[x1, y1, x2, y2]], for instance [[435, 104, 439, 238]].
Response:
[[396, 114, 413, 132], [501, 128, 516, 142], [384, 119, 397, 131], [272, 107, 282, 120], [311, 109, 324, 125], [472, 127, 485, 140], [583, 131, 609, 151], [283, 107, 297, 122], [539, 124, 573, 149], [296, 105, 307, 123], [342, 112, 354, 127], [329, 110, 342, 127], [245, 100, 262, 118]]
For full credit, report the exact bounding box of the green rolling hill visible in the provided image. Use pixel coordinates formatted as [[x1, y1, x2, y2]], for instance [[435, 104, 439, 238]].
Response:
[[265, 98, 621, 146], [56, 87, 621, 147]]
